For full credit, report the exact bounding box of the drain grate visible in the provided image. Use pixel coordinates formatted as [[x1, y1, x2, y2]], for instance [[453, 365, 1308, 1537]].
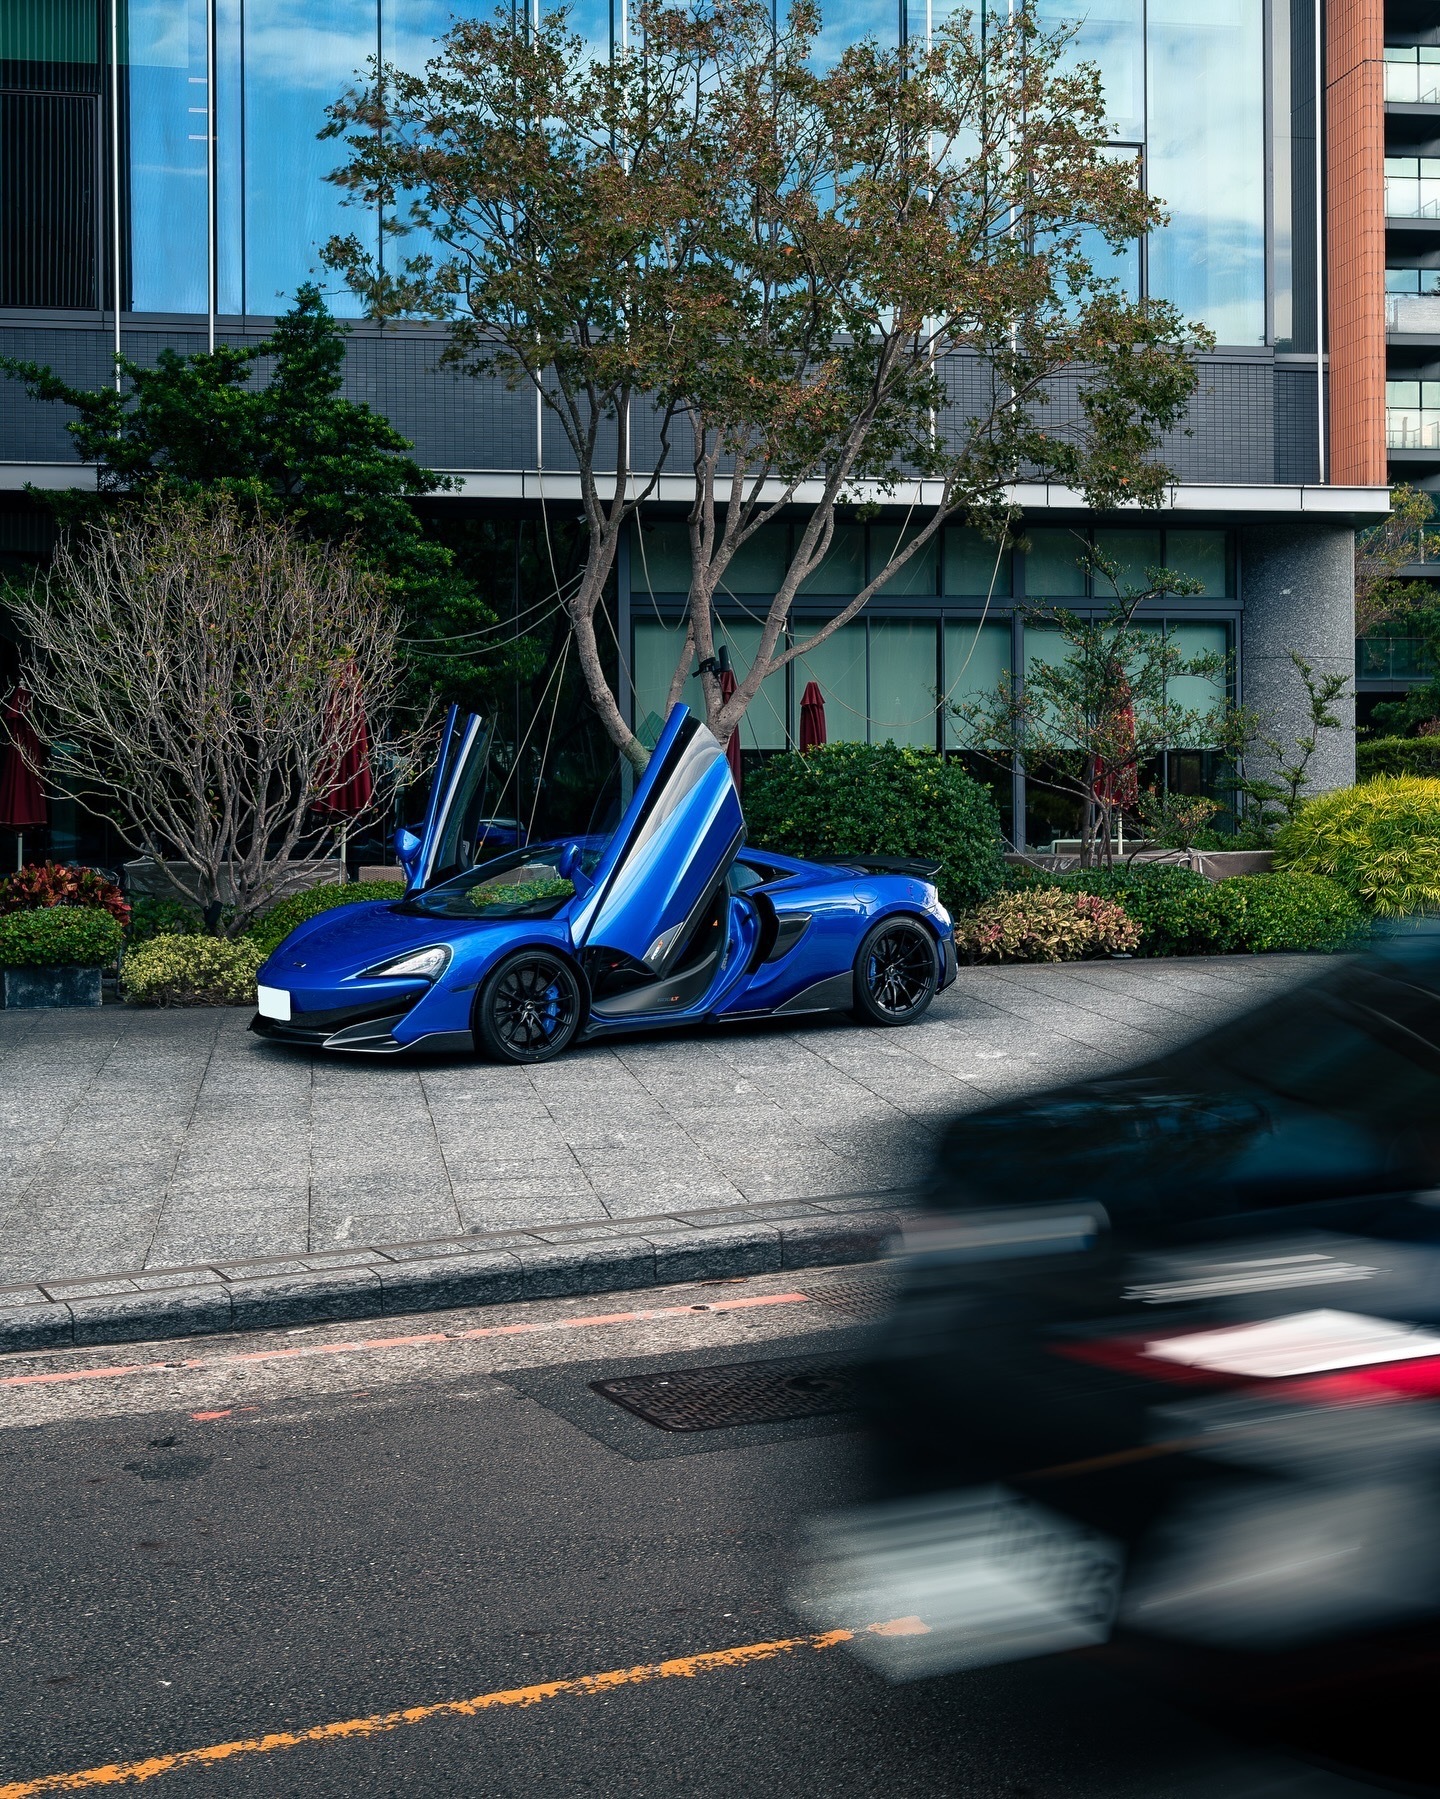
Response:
[[590, 1357, 857, 1432]]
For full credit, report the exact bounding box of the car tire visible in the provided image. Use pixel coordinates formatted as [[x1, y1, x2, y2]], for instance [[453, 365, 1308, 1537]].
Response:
[[852, 916, 939, 1027], [475, 950, 584, 1064]]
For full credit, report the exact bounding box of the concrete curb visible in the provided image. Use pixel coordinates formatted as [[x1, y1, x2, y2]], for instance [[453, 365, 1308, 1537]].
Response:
[[0, 1191, 910, 1355]]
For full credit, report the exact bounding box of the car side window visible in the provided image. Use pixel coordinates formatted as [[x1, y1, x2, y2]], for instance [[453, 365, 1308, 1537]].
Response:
[[728, 861, 771, 894]]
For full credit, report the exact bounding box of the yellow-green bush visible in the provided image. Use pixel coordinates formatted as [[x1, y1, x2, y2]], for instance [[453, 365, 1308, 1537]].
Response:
[[122, 934, 265, 1006], [1272, 776, 1440, 915]]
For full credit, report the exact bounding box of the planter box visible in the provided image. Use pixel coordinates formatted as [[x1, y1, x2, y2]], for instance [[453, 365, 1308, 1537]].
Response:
[[1004, 849, 1276, 882], [122, 859, 338, 906], [2, 965, 104, 1008]]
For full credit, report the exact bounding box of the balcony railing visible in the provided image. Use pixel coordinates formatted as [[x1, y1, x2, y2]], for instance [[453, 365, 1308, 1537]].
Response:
[[1357, 636, 1436, 680], [1387, 293, 1440, 333], [1385, 60, 1440, 105], [1385, 175, 1440, 218], [1387, 408, 1440, 449]]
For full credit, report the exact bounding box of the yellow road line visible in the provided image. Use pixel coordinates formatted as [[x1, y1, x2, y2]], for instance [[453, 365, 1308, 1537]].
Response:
[[0, 1626, 890, 1795]]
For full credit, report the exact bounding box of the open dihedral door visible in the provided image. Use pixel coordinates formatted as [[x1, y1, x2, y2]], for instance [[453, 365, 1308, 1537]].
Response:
[[570, 706, 743, 994], [400, 706, 494, 892]]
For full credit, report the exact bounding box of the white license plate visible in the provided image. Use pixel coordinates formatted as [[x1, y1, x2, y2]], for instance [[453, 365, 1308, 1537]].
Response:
[[256, 984, 291, 1022]]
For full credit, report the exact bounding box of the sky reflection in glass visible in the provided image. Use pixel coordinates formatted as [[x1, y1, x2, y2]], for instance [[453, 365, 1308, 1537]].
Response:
[[1146, 0, 1264, 345], [244, 0, 376, 316], [125, 0, 209, 312], [1032, 0, 1143, 143], [113, 0, 1266, 350]]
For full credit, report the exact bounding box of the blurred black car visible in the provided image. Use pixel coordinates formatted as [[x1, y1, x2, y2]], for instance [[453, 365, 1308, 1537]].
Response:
[[833, 926, 1440, 1784]]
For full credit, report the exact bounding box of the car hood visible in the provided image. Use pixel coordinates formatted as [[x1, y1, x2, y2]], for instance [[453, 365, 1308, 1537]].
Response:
[[259, 901, 476, 978]]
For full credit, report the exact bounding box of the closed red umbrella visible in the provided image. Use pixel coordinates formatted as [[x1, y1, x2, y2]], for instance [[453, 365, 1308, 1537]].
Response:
[[0, 687, 46, 872], [315, 667, 373, 881], [718, 663, 743, 794], [1093, 684, 1138, 852], [799, 679, 827, 752]]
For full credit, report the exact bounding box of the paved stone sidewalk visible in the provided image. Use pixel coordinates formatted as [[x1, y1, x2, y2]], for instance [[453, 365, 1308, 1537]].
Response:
[[0, 956, 1315, 1287]]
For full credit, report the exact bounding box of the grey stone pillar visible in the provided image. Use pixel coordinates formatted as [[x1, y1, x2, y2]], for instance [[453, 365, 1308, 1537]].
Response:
[[1238, 522, 1356, 794]]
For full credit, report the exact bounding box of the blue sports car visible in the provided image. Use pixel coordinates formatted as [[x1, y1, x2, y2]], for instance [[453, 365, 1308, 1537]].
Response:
[[251, 704, 957, 1063]]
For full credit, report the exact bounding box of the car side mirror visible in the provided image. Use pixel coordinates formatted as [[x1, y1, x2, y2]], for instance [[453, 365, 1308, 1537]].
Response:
[[394, 826, 423, 887], [557, 841, 590, 891]]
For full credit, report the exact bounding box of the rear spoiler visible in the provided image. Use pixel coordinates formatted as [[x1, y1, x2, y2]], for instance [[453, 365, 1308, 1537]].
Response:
[[846, 855, 943, 882]]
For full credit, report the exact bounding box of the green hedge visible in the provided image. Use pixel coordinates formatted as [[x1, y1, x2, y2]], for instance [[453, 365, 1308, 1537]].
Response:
[[1052, 864, 1221, 957], [996, 863, 1365, 956], [244, 880, 406, 957], [122, 935, 265, 1006], [1273, 776, 1440, 915], [1357, 737, 1440, 782], [1210, 872, 1366, 952], [0, 905, 124, 968], [744, 743, 1006, 916], [127, 895, 204, 943]]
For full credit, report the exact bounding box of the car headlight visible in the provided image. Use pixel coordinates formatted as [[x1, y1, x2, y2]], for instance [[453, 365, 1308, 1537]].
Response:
[[362, 945, 451, 981]]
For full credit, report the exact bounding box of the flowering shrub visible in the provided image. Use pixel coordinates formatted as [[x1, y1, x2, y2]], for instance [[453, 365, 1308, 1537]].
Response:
[[0, 861, 130, 927], [0, 906, 124, 968], [956, 889, 1140, 963], [122, 934, 265, 1006]]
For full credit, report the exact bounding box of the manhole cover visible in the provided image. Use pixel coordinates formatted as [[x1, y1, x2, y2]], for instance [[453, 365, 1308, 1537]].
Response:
[[590, 1357, 857, 1432]]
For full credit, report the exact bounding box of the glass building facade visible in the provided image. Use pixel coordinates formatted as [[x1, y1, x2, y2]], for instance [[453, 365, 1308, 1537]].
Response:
[[0, 0, 1368, 859], [2, 0, 1294, 339], [629, 521, 1237, 848]]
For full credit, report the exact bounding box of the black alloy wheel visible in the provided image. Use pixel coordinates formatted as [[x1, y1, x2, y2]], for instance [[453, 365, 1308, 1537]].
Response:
[[476, 950, 583, 1064], [853, 917, 938, 1027]]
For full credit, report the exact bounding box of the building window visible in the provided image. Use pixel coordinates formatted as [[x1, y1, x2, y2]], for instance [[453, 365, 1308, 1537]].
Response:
[[943, 527, 1011, 597], [631, 617, 787, 751], [1033, 0, 1145, 145], [1386, 267, 1440, 295], [1023, 526, 1231, 599], [1146, 0, 1265, 346], [1383, 44, 1440, 107], [789, 623, 868, 744], [125, 0, 211, 314], [632, 614, 943, 752], [1384, 157, 1440, 222], [1386, 380, 1440, 451], [1024, 529, 1090, 597], [867, 618, 939, 748]]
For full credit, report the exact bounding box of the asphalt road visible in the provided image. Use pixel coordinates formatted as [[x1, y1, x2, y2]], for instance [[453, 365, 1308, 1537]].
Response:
[[0, 1269, 1401, 1799]]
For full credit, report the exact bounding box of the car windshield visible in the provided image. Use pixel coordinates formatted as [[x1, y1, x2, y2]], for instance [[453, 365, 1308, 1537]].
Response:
[[405, 844, 601, 919]]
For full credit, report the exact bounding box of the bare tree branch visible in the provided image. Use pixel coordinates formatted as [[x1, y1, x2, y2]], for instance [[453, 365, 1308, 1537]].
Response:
[[7, 495, 431, 934]]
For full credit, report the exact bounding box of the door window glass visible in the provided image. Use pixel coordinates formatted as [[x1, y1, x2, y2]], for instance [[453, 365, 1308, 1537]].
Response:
[[790, 623, 867, 742], [868, 619, 938, 747], [943, 621, 1011, 750]]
